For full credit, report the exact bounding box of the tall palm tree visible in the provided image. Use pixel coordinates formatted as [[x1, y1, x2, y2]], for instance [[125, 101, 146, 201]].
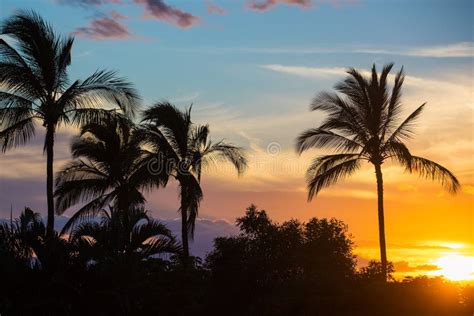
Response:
[[69, 206, 180, 265], [141, 102, 247, 261], [54, 116, 167, 234], [296, 64, 459, 281], [0, 11, 139, 236]]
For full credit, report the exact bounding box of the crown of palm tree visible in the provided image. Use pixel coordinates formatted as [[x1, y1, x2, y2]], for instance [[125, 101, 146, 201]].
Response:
[[0, 11, 140, 151], [54, 116, 167, 234], [297, 63, 459, 200], [140, 102, 247, 238], [69, 206, 180, 262]]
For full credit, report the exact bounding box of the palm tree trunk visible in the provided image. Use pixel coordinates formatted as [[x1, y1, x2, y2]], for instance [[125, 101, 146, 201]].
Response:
[[180, 185, 190, 264], [45, 125, 55, 237], [374, 163, 388, 281]]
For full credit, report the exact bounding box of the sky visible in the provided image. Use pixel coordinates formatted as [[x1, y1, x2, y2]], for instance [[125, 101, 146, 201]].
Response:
[[0, 0, 473, 279]]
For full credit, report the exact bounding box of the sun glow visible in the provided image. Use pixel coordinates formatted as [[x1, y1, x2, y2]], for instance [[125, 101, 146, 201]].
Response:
[[432, 254, 474, 281]]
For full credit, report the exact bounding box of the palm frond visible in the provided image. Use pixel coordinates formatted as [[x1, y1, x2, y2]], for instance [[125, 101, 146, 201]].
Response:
[[1, 10, 56, 89], [59, 194, 114, 235], [408, 156, 460, 193], [141, 102, 191, 158], [54, 160, 111, 215], [381, 67, 405, 138], [0, 116, 36, 152], [201, 141, 248, 176], [384, 103, 425, 143], [296, 128, 362, 154], [60, 70, 140, 118], [306, 154, 362, 200]]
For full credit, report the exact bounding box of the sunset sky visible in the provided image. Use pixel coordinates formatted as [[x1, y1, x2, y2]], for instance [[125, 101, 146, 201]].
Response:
[[0, 0, 473, 279]]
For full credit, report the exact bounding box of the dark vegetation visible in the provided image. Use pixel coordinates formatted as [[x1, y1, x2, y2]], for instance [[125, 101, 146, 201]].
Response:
[[0, 10, 468, 316], [0, 206, 472, 315]]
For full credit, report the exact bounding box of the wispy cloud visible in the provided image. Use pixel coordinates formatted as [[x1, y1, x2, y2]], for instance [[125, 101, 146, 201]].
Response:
[[73, 11, 131, 40], [56, 0, 122, 6], [261, 64, 347, 78], [134, 0, 200, 28], [246, 0, 356, 12], [246, 0, 311, 12], [260, 63, 470, 92], [163, 42, 473, 58], [206, 0, 227, 15], [356, 42, 474, 58]]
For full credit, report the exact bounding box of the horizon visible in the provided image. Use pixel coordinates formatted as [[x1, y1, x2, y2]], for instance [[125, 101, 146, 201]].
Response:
[[0, 0, 473, 282]]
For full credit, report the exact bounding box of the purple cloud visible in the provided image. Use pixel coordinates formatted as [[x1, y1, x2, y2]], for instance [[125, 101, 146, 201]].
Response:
[[246, 0, 311, 11], [206, 0, 227, 15], [134, 0, 200, 29], [73, 11, 131, 40], [246, 0, 356, 12], [57, 0, 122, 6]]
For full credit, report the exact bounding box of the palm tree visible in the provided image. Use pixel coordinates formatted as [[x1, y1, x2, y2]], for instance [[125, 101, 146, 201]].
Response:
[[0, 11, 140, 236], [0, 207, 72, 272], [296, 64, 459, 281], [54, 115, 167, 234], [141, 102, 247, 261], [0, 207, 43, 267], [69, 206, 180, 265]]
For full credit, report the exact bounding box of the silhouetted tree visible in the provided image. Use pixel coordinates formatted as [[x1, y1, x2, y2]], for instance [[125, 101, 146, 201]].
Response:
[[296, 64, 459, 280], [206, 205, 356, 314], [0, 11, 139, 236], [69, 206, 180, 266], [0, 207, 72, 273], [0, 207, 41, 268], [54, 115, 166, 234], [141, 102, 247, 261], [358, 260, 395, 282]]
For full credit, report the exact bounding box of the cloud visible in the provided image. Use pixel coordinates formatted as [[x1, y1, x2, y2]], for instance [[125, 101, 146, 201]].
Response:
[[168, 42, 473, 58], [393, 261, 440, 272], [261, 64, 347, 78], [245, 0, 355, 12], [356, 42, 474, 58], [462, 185, 474, 195], [56, 0, 122, 6], [161, 218, 239, 258], [73, 11, 131, 40], [206, 0, 227, 15], [134, 0, 200, 28], [246, 0, 311, 11]]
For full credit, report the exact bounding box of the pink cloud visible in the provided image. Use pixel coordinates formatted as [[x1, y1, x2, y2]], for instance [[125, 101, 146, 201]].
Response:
[[246, 0, 311, 11], [206, 0, 227, 15], [57, 0, 122, 6], [246, 0, 356, 12], [73, 11, 131, 40], [133, 0, 200, 29], [110, 9, 127, 20]]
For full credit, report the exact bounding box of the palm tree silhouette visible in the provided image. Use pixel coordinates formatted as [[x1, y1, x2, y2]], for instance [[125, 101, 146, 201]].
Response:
[[141, 102, 247, 261], [0, 207, 72, 272], [69, 206, 180, 265], [0, 11, 139, 236], [0, 207, 43, 266], [296, 64, 459, 280], [54, 115, 166, 234]]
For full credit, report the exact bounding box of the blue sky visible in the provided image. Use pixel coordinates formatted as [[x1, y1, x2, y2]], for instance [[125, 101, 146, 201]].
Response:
[[1, 0, 472, 117], [0, 0, 473, 265]]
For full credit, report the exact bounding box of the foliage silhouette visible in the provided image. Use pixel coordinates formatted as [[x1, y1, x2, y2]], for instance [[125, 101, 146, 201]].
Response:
[[0, 205, 472, 315], [68, 206, 180, 266], [54, 115, 167, 234], [140, 102, 247, 261], [206, 204, 357, 314], [296, 64, 459, 280], [0, 11, 140, 236]]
